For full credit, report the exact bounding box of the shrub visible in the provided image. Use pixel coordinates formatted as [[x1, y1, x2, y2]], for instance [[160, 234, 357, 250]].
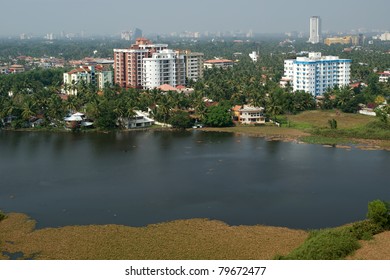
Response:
[[367, 200, 390, 228], [168, 110, 193, 129], [281, 228, 360, 260], [204, 105, 233, 127], [350, 220, 384, 240], [328, 119, 337, 129], [0, 210, 6, 221]]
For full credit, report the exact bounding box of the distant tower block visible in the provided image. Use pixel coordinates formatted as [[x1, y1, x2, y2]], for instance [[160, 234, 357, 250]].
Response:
[[309, 16, 322, 44]]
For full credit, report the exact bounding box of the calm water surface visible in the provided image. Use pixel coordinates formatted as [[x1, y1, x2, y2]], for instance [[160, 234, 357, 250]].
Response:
[[0, 130, 389, 229]]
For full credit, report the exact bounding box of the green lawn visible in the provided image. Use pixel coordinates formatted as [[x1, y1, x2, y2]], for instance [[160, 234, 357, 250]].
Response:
[[287, 110, 390, 147]]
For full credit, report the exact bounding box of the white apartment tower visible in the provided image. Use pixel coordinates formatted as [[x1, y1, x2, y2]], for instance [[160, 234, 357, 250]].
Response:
[[309, 16, 322, 44], [142, 49, 186, 90], [283, 52, 352, 97]]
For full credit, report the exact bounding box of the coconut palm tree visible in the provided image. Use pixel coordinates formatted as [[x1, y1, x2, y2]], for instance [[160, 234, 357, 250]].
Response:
[[21, 97, 36, 121], [266, 92, 283, 123], [65, 95, 80, 113], [47, 94, 66, 123]]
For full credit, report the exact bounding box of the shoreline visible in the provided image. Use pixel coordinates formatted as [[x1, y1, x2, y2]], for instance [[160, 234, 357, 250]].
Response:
[[198, 126, 390, 151], [2, 123, 390, 151]]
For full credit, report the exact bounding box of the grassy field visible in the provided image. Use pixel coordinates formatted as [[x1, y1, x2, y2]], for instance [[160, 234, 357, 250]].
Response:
[[289, 111, 390, 149], [287, 110, 374, 130], [200, 125, 309, 141], [201, 110, 390, 150]]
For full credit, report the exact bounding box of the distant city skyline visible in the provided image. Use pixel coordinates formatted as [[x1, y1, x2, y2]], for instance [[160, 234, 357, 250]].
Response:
[[1, 0, 389, 36]]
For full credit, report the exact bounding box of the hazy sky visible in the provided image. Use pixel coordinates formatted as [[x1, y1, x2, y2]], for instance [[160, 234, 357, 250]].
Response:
[[1, 0, 389, 36]]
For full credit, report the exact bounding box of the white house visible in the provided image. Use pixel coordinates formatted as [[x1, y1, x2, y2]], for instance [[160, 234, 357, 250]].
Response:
[[120, 110, 155, 129], [233, 105, 265, 125], [379, 71, 390, 83]]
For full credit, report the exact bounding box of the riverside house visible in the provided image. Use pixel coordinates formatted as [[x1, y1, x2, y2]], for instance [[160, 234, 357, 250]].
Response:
[[64, 112, 93, 129], [118, 110, 155, 129], [232, 105, 265, 125]]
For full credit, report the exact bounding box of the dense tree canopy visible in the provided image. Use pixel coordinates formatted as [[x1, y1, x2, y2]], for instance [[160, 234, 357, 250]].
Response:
[[204, 104, 233, 127], [1, 38, 389, 129]]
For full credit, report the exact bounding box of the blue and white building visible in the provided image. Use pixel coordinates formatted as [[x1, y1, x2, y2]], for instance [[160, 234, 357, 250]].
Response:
[[283, 52, 352, 96]]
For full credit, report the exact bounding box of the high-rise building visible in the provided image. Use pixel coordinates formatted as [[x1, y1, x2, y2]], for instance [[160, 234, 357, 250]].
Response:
[[114, 38, 168, 88], [309, 16, 322, 44], [133, 28, 142, 42], [180, 50, 204, 82], [283, 52, 351, 96], [142, 49, 185, 90], [114, 39, 203, 89]]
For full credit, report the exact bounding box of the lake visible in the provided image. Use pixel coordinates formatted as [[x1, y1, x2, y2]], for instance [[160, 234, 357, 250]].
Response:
[[0, 130, 389, 229]]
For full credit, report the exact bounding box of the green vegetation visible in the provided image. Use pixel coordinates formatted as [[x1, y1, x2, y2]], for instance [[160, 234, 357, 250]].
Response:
[[367, 200, 390, 229], [300, 135, 352, 146], [375, 105, 390, 124], [309, 121, 390, 142], [328, 119, 337, 129], [0, 40, 389, 145], [168, 110, 193, 129], [279, 228, 361, 260], [1, 39, 390, 260], [0, 210, 6, 221], [350, 220, 383, 241], [204, 103, 233, 127], [285, 110, 390, 147], [277, 200, 390, 260]]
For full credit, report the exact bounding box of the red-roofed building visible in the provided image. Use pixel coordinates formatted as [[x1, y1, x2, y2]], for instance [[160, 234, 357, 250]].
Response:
[[9, 65, 25, 74], [158, 84, 179, 92], [350, 82, 361, 89], [379, 71, 390, 83], [204, 59, 234, 69]]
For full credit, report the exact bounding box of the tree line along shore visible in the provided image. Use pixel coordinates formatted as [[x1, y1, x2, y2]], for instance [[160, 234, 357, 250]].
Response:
[[1, 39, 389, 140]]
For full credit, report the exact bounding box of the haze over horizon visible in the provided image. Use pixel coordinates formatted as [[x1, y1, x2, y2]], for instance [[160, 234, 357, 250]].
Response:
[[2, 0, 389, 36]]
